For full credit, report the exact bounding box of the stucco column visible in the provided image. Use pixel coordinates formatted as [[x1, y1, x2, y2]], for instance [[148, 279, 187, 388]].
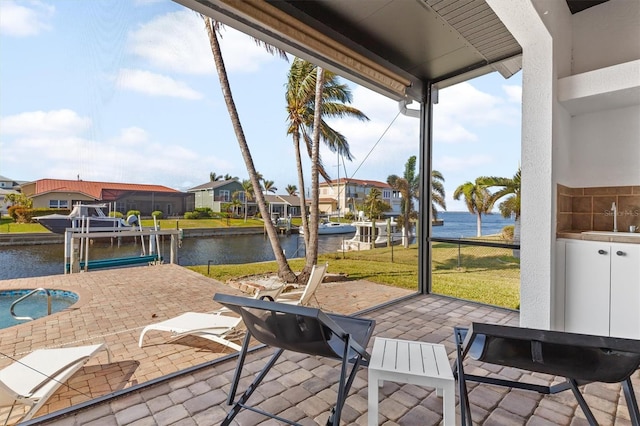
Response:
[[487, 0, 566, 329]]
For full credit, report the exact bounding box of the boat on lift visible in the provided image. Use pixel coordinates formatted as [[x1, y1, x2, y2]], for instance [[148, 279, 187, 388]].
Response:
[[340, 218, 407, 251], [299, 220, 356, 235], [34, 204, 131, 234]]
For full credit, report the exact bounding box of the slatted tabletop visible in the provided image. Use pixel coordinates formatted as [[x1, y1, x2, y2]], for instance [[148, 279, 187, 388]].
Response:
[[368, 337, 455, 425]]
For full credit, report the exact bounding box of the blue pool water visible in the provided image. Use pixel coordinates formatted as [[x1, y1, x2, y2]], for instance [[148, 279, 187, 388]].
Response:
[[0, 289, 78, 329]]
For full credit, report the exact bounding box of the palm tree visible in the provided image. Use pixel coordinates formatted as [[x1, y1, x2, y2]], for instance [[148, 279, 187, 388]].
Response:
[[387, 156, 419, 248], [453, 178, 495, 237], [364, 188, 391, 220], [209, 172, 223, 181], [223, 174, 236, 181], [479, 168, 521, 250], [240, 179, 254, 222], [262, 180, 277, 194], [285, 58, 368, 271], [285, 184, 298, 196], [202, 15, 297, 282], [431, 170, 446, 220]]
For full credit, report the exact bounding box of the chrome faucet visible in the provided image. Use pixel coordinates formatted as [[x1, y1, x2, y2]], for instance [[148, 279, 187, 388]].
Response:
[[612, 202, 618, 232]]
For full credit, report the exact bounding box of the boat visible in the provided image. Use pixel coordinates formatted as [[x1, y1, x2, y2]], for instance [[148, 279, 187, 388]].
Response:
[[34, 204, 131, 234], [299, 220, 356, 235], [340, 219, 407, 251]]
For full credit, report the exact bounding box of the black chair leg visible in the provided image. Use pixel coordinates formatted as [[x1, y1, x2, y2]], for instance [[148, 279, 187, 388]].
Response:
[[622, 378, 640, 426], [455, 328, 472, 426], [221, 347, 285, 426], [568, 379, 598, 426]]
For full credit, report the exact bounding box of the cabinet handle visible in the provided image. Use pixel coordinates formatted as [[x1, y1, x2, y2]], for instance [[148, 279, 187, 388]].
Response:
[[616, 251, 626, 256], [598, 249, 607, 255]]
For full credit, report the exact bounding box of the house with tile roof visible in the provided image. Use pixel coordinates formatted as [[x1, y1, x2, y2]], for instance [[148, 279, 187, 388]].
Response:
[[20, 178, 192, 216], [318, 178, 402, 218], [187, 179, 244, 212]]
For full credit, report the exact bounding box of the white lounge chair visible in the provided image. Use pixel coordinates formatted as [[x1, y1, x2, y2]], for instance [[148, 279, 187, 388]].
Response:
[[276, 262, 327, 306], [0, 343, 109, 424], [138, 286, 284, 350]]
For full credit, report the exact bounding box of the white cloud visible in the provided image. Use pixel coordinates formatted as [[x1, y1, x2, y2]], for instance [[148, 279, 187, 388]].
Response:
[[0, 109, 92, 136], [503, 84, 522, 103], [0, 0, 54, 37], [116, 68, 203, 99], [127, 10, 278, 75], [1, 119, 232, 190]]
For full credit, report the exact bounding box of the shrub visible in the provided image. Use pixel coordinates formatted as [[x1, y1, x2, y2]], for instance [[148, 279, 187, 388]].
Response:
[[343, 211, 355, 220], [8, 207, 33, 223], [126, 210, 141, 218], [109, 211, 124, 218], [195, 207, 213, 218], [151, 210, 163, 219], [501, 225, 514, 242], [184, 211, 200, 219]]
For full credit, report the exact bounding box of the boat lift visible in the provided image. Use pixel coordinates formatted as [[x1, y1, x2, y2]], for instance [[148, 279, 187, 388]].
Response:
[[64, 217, 181, 273]]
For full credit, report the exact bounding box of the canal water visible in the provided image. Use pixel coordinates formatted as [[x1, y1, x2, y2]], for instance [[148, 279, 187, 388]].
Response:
[[0, 211, 513, 280], [0, 233, 349, 280]]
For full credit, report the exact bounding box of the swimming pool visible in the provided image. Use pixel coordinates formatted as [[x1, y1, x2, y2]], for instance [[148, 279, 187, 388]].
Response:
[[0, 289, 78, 329]]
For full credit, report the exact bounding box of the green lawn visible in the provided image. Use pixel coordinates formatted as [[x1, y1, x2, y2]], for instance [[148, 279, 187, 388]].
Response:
[[0, 216, 265, 233], [189, 242, 520, 310]]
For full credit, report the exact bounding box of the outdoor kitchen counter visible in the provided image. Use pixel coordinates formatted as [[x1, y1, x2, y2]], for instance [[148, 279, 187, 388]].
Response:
[[557, 231, 640, 244]]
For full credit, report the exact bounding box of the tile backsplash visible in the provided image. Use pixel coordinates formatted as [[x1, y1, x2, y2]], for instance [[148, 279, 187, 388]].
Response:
[[557, 184, 640, 232]]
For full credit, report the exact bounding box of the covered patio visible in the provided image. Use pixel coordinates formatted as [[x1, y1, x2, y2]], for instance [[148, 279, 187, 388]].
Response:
[[24, 278, 638, 425]]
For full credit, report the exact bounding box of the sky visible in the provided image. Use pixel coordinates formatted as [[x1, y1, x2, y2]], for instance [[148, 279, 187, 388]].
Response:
[[0, 0, 522, 212]]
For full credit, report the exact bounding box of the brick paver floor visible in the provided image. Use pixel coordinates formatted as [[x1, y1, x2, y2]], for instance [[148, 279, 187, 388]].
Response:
[[2, 264, 638, 425]]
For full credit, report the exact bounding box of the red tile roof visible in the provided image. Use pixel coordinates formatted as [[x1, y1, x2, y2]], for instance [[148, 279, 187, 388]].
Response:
[[31, 179, 181, 199]]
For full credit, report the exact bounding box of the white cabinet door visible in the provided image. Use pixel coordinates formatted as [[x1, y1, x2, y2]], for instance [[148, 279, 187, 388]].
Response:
[[610, 243, 640, 339], [564, 241, 611, 336]]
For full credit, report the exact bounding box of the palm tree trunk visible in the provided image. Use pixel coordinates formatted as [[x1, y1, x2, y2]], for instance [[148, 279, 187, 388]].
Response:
[[293, 131, 310, 250], [203, 17, 297, 283], [305, 66, 325, 272], [476, 213, 482, 237]]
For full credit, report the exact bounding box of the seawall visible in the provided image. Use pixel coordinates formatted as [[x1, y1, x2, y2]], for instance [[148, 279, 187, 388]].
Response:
[[0, 227, 271, 246]]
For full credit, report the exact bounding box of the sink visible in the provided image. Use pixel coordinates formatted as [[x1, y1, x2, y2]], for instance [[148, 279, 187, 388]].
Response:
[[582, 231, 640, 238]]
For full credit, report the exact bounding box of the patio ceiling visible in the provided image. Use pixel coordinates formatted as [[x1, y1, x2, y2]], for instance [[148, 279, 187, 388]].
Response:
[[176, 0, 523, 101]]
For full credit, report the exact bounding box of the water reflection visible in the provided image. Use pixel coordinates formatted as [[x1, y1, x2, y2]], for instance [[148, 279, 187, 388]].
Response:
[[0, 233, 351, 280]]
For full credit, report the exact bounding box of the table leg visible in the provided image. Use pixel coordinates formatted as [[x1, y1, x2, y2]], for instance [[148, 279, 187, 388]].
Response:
[[442, 379, 456, 426], [368, 372, 380, 425]]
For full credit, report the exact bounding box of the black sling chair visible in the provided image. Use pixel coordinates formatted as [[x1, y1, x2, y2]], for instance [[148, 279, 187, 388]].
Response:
[[454, 323, 640, 426], [213, 293, 375, 425]]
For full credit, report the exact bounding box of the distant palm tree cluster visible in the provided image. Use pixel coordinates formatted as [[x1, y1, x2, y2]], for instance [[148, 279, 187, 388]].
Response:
[[454, 168, 521, 238]]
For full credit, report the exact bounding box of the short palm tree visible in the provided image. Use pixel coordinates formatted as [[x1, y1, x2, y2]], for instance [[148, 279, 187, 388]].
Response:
[[479, 168, 521, 248], [387, 156, 419, 247], [453, 178, 495, 237], [285, 184, 298, 196], [262, 180, 277, 194], [240, 179, 254, 222], [209, 172, 223, 181], [431, 170, 446, 220]]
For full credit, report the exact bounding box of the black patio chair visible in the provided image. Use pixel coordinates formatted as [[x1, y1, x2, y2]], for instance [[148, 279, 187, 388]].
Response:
[[454, 323, 640, 426], [213, 293, 376, 426]]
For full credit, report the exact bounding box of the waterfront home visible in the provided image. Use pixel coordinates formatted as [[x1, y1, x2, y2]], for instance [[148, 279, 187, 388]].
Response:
[[0, 175, 22, 216], [319, 178, 402, 218], [187, 179, 244, 212], [263, 193, 303, 219], [20, 178, 192, 217]]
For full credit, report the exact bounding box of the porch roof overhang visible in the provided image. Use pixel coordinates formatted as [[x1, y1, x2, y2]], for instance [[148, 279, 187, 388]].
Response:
[[175, 0, 523, 102]]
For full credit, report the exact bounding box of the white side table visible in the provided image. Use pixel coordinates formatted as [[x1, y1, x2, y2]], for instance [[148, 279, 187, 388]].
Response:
[[367, 337, 455, 425]]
